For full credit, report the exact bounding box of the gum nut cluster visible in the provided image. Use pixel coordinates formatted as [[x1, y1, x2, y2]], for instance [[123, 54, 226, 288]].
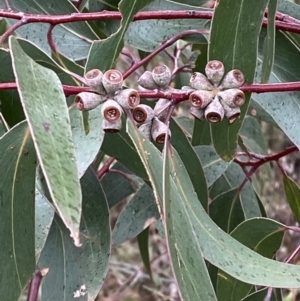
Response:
[[187, 60, 245, 124], [134, 65, 172, 144], [75, 68, 140, 132]]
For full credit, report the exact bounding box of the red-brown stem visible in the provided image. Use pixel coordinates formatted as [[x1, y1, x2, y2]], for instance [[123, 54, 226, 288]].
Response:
[[285, 244, 300, 263], [26, 270, 43, 301], [123, 29, 207, 79], [2, 81, 300, 99], [47, 24, 58, 55], [234, 146, 298, 167], [1, 10, 300, 41], [234, 146, 298, 198], [96, 157, 115, 179], [4, 0, 11, 10]]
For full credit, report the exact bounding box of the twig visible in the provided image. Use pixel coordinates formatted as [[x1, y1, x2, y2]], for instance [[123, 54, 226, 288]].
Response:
[[26, 269, 43, 301], [96, 157, 115, 179], [123, 30, 208, 79]]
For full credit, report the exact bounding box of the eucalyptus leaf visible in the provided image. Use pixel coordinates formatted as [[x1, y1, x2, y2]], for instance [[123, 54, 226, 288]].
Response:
[[208, 0, 269, 160], [86, 0, 155, 71], [253, 31, 300, 151], [0, 121, 36, 301], [127, 120, 300, 288], [38, 168, 111, 301], [0, 0, 97, 60], [112, 183, 159, 245], [283, 175, 300, 225], [194, 145, 230, 187], [10, 37, 82, 246]]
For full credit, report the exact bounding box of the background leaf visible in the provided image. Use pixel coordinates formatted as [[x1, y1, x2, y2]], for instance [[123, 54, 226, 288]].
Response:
[[261, 0, 277, 83], [70, 105, 104, 178], [124, 1, 209, 51], [0, 0, 97, 60], [194, 145, 230, 187], [208, 0, 269, 160], [112, 183, 159, 245], [283, 175, 300, 225], [253, 31, 300, 151], [10, 37, 82, 246], [86, 0, 155, 71], [38, 168, 111, 301], [0, 121, 36, 301]]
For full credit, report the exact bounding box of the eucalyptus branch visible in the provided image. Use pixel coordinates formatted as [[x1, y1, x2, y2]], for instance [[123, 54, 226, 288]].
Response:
[[1, 8, 300, 46]]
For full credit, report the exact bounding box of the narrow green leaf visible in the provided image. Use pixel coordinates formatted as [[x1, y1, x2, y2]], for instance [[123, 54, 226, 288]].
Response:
[[70, 105, 104, 178], [35, 189, 54, 260], [127, 120, 218, 301], [127, 119, 300, 288], [0, 121, 36, 301], [241, 288, 277, 301], [112, 183, 159, 245], [261, 0, 277, 83], [0, 112, 9, 137], [254, 31, 300, 151], [194, 145, 230, 187], [38, 168, 111, 301], [171, 118, 208, 209], [216, 218, 285, 301], [239, 116, 269, 155], [86, 0, 155, 71], [0, 48, 24, 127], [210, 163, 262, 219], [17, 39, 84, 85], [208, 0, 269, 160], [101, 162, 135, 208], [10, 37, 82, 246], [210, 189, 244, 233], [101, 122, 148, 180], [283, 175, 300, 225], [192, 119, 212, 146], [137, 227, 152, 279]]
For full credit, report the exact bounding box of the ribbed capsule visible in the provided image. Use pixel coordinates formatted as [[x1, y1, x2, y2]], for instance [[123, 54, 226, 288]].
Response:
[[101, 99, 123, 122], [204, 96, 224, 123], [102, 118, 122, 133], [84, 69, 106, 94], [190, 106, 205, 121], [217, 89, 245, 107], [102, 69, 123, 94], [75, 92, 106, 111], [189, 90, 214, 109], [151, 117, 171, 144], [138, 71, 160, 90], [154, 98, 170, 121], [114, 89, 140, 109], [132, 104, 155, 124], [152, 65, 172, 88], [205, 60, 225, 85], [220, 100, 241, 124], [138, 122, 152, 140], [219, 69, 245, 90], [189, 72, 214, 90]]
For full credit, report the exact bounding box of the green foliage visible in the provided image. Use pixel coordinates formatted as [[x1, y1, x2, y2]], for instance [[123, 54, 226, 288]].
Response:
[[1, 0, 300, 300]]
